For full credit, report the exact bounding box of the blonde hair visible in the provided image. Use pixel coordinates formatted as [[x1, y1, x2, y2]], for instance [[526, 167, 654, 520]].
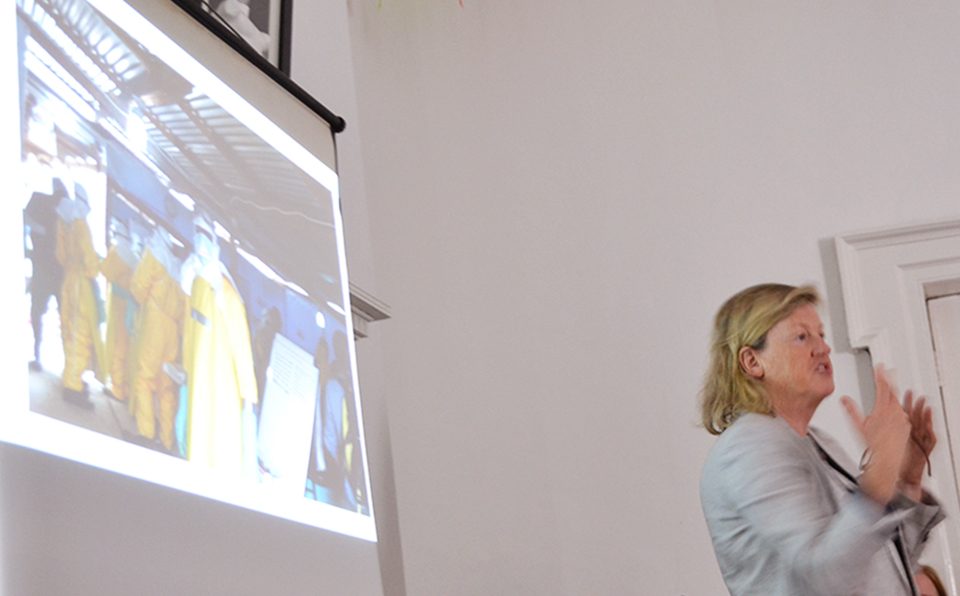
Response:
[[700, 283, 820, 435]]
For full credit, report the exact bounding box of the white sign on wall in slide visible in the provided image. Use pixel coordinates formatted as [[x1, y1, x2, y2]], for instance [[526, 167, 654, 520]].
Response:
[[257, 333, 319, 497]]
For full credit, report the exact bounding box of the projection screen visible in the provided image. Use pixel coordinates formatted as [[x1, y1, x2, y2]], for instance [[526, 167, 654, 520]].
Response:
[[3, 0, 376, 542]]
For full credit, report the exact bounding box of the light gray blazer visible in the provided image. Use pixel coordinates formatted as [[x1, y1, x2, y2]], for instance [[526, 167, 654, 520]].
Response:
[[701, 413, 944, 596]]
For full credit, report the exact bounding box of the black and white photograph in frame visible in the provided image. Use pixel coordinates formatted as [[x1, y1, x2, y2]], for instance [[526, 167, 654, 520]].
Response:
[[195, 0, 292, 74]]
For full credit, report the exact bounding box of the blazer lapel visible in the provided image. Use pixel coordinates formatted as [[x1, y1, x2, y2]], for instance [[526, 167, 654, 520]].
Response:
[[809, 430, 918, 596]]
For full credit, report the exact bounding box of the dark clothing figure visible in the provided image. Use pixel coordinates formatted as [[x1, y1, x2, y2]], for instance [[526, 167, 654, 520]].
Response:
[[25, 179, 67, 367], [312, 331, 365, 511]]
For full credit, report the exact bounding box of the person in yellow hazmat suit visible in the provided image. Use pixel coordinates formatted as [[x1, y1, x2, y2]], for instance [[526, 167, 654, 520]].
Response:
[[181, 214, 258, 477], [56, 184, 104, 409], [100, 219, 139, 402], [129, 227, 184, 451]]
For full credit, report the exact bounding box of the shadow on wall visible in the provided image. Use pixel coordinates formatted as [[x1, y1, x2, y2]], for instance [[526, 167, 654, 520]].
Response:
[[818, 237, 876, 410]]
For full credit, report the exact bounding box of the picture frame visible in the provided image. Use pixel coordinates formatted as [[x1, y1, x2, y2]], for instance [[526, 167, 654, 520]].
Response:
[[176, 0, 293, 76]]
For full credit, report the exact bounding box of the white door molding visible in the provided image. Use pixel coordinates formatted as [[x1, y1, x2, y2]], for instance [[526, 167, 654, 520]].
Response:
[[836, 217, 960, 594]]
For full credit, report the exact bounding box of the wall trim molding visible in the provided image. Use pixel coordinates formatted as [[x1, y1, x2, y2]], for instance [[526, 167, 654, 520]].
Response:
[[835, 217, 960, 589], [350, 283, 391, 339]]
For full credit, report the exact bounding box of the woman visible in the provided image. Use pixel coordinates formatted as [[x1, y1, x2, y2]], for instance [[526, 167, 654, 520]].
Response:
[[700, 283, 944, 595]]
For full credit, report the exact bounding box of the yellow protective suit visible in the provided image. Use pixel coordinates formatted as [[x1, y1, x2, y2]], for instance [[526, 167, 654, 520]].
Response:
[[130, 247, 184, 449], [56, 216, 104, 392], [183, 270, 258, 474], [100, 246, 137, 401]]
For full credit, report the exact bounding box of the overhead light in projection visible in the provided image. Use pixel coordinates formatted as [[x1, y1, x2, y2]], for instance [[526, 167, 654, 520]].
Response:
[[326, 301, 345, 317], [236, 245, 307, 297], [96, 115, 171, 187], [125, 103, 148, 153], [22, 100, 57, 156], [169, 188, 196, 211], [32, 3, 118, 96], [24, 42, 97, 123], [315, 311, 327, 329], [213, 220, 231, 241], [113, 57, 131, 73]]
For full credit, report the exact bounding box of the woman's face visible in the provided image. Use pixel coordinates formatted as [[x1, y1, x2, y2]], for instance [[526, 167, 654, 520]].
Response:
[[755, 303, 834, 404]]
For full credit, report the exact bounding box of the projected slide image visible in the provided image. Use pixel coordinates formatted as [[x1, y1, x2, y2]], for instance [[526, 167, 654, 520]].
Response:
[[13, 0, 373, 533]]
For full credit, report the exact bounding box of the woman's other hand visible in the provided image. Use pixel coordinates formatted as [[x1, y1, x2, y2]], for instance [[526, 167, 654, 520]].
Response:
[[899, 390, 936, 500]]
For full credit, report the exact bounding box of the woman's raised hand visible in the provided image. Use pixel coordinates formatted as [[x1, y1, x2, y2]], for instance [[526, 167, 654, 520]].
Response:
[[840, 366, 912, 505]]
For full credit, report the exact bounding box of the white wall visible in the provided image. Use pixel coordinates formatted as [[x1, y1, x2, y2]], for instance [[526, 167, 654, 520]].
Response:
[[343, 1, 960, 594], [289, 3, 403, 595]]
